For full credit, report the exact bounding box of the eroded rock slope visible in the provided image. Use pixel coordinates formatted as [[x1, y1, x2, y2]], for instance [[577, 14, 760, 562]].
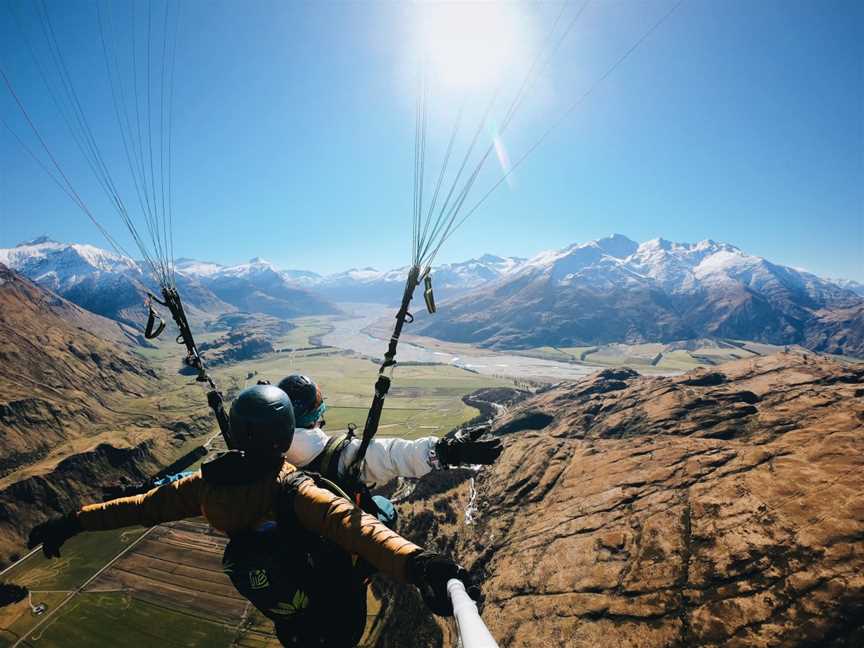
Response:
[[386, 353, 864, 647], [0, 265, 210, 563]]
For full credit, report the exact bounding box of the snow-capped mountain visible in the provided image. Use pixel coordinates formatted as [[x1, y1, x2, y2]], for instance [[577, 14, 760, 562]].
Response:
[[6, 235, 861, 355], [832, 278, 864, 298], [431, 254, 527, 291], [176, 253, 526, 304], [415, 235, 864, 356], [178, 257, 322, 283], [0, 240, 333, 327], [312, 254, 527, 303], [0, 237, 178, 327], [186, 258, 338, 319], [0, 236, 141, 291]]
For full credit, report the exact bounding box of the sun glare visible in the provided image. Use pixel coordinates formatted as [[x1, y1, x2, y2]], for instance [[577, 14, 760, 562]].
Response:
[[415, 2, 531, 92]]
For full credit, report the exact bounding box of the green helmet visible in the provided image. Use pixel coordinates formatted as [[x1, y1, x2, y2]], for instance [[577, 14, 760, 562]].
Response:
[[229, 385, 295, 453]]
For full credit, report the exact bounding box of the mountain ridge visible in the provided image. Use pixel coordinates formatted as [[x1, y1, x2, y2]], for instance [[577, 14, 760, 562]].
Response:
[[4, 235, 861, 355], [413, 235, 864, 356]]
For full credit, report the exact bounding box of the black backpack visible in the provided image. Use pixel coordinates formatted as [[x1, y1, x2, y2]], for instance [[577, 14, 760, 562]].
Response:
[[204, 452, 368, 647]]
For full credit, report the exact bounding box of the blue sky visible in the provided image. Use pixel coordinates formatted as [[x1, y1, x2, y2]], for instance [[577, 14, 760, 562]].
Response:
[[1, 0, 861, 280]]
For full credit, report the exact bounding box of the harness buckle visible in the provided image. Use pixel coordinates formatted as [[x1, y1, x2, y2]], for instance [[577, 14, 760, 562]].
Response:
[[423, 274, 436, 314]]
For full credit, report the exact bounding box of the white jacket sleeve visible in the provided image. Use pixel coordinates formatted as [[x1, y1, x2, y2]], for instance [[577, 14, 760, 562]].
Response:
[[337, 436, 439, 486], [285, 426, 330, 468]]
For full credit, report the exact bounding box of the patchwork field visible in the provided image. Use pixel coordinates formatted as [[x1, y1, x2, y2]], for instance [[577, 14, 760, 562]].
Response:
[[15, 593, 238, 648], [85, 521, 243, 621], [0, 520, 277, 647], [2, 518, 392, 648], [0, 527, 150, 648]]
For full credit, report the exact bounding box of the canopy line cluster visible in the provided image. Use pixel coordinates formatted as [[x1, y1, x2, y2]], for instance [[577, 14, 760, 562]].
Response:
[[352, 0, 684, 474], [1, 0, 232, 446], [350, 0, 586, 477], [1, 0, 686, 493]]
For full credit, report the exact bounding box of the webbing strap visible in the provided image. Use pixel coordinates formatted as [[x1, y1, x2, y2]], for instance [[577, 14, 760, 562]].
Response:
[[151, 287, 235, 449], [144, 304, 166, 339], [423, 274, 436, 313], [319, 434, 351, 482], [351, 268, 421, 477]]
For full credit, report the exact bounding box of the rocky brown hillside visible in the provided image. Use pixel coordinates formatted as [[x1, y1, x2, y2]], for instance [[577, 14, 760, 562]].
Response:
[[198, 330, 274, 366], [382, 353, 864, 647], [198, 313, 296, 365], [0, 265, 211, 563], [0, 265, 157, 470]]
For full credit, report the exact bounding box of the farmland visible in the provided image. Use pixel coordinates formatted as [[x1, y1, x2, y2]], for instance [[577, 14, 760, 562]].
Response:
[[2, 519, 396, 647]]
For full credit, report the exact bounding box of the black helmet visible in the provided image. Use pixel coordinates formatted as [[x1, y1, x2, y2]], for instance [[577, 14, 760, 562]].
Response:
[[276, 374, 326, 428], [229, 384, 295, 453]]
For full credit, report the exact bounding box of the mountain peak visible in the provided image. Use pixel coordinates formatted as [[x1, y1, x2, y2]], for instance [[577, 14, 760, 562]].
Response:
[[18, 235, 56, 247], [643, 237, 673, 251], [595, 234, 638, 259], [476, 253, 505, 263]]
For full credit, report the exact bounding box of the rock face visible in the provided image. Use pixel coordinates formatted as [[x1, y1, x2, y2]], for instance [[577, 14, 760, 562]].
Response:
[[0, 264, 210, 564], [0, 264, 157, 471], [384, 353, 864, 647]]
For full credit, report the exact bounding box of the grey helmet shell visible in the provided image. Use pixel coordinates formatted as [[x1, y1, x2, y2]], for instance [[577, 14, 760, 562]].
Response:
[[229, 384, 296, 453]]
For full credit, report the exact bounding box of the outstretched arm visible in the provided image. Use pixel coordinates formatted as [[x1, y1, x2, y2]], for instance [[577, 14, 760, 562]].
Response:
[[338, 436, 438, 485], [28, 473, 206, 558], [336, 424, 504, 486], [284, 472, 421, 582], [282, 474, 479, 616], [79, 472, 205, 530]]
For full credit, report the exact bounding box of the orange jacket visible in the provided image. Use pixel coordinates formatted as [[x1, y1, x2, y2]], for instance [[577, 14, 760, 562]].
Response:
[[77, 461, 420, 582]]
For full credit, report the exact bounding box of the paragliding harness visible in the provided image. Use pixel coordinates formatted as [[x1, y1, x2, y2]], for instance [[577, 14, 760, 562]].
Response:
[[144, 287, 234, 448], [312, 425, 383, 520], [206, 453, 369, 647], [344, 266, 434, 499]]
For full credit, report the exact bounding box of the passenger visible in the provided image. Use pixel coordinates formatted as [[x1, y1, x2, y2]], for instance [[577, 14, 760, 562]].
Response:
[[103, 374, 503, 523], [28, 384, 475, 647], [279, 373, 503, 487]]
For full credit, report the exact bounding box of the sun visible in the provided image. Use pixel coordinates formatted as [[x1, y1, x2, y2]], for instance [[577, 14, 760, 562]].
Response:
[[414, 2, 532, 92]]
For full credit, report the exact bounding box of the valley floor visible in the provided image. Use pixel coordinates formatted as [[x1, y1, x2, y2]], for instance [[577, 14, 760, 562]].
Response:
[[7, 304, 858, 647]]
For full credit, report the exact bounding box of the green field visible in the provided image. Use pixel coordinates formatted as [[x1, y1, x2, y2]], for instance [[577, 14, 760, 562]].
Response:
[[509, 339, 785, 373], [132, 314, 500, 440], [205, 350, 511, 440], [0, 528, 147, 648], [16, 593, 236, 648], [0, 592, 68, 648], [2, 529, 147, 593], [272, 317, 333, 349]]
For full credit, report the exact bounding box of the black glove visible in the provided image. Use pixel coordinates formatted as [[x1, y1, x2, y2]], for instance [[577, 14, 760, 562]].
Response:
[[435, 424, 503, 467], [408, 551, 475, 617], [27, 513, 82, 559]]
